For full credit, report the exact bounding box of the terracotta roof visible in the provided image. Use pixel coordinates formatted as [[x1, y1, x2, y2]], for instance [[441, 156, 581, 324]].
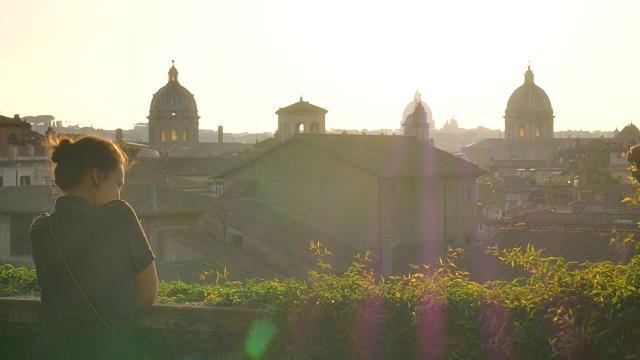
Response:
[[0, 184, 207, 216], [120, 184, 207, 215], [160, 143, 256, 157], [129, 157, 249, 177], [125, 173, 205, 190], [0, 115, 30, 127], [617, 124, 640, 141], [156, 229, 284, 283], [574, 139, 627, 152], [392, 241, 434, 274], [459, 229, 639, 283], [129, 157, 246, 176], [465, 138, 577, 151], [217, 134, 483, 178], [486, 159, 562, 170], [218, 179, 257, 200], [0, 185, 58, 214], [205, 198, 366, 274], [393, 229, 639, 282], [275, 99, 328, 115]]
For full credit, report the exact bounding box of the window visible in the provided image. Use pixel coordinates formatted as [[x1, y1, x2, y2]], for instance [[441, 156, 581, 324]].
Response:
[[183, 129, 187, 141], [19, 176, 31, 186], [171, 129, 178, 142], [161, 129, 166, 142], [295, 123, 304, 134], [212, 181, 223, 197], [477, 223, 486, 232], [0, 176, 3, 187], [519, 127, 525, 137], [536, 127, 541, 137], [10, 214, 32, 256]]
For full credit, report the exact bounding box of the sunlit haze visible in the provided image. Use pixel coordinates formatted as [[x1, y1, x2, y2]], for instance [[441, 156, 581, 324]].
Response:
[[2, 0, 639, 134]]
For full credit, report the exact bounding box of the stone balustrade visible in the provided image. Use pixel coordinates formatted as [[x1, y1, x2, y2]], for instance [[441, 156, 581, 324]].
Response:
[[0, 296, 261, 358]]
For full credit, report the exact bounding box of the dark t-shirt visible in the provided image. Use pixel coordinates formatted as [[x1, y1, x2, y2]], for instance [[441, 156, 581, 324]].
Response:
[[30, 196, 155, 359]]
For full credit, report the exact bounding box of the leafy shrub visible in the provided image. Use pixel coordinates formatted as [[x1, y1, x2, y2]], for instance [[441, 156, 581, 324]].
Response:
[[3, 241, 640, 359], [0, 264, 39, 296]]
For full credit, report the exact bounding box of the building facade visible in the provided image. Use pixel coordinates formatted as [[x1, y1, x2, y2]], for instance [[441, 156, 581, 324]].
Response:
[[216, 134, 482, 275], [0, 114, 48, 187]]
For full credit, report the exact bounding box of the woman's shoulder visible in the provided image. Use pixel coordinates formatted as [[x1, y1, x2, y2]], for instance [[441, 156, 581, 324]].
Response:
[[30, 214, 50, 233], [101, 200, 139, 219]]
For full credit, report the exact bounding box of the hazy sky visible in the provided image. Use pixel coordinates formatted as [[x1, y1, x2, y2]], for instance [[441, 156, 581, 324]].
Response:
[[1, 0, 639, 134]]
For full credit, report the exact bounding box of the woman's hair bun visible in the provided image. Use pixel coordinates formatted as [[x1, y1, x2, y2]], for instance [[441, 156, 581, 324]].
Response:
[[51, 138, 74, 164]]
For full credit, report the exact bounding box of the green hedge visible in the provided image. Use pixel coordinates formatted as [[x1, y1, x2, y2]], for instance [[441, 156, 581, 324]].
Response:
[[3, 241, 640, 359]]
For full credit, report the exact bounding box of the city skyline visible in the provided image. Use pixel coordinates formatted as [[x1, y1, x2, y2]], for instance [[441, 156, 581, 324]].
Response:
[[1, 0, 639, 134]]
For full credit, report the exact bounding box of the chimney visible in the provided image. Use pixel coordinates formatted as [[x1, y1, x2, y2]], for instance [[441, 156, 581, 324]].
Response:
[[218, 125, 223, 143], [115, 128, 124, 142]]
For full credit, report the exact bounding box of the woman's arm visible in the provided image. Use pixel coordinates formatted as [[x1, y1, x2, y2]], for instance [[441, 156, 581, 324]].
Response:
[[135, 261, 158, 309]]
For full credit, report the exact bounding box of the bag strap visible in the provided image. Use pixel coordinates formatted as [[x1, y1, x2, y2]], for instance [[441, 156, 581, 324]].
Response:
[[47, 214, 131, 357]]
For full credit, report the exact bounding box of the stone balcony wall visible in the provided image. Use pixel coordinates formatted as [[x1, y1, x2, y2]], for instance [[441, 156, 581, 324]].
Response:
[[0, 297, 261, 359]]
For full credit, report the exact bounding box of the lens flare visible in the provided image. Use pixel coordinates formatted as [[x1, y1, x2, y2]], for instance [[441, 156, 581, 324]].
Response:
[[245, 318, 278, 359]]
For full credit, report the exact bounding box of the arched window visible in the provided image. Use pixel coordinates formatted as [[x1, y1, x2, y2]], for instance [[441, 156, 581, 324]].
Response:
[[171, 129, 178, 142], [519, 127, 525, 137], [183, 129, 188, 142], [310, 123, 319, 134], [161, 129, 166, 142], [536, 127, 541, 137], [295, 123, 305, 134]]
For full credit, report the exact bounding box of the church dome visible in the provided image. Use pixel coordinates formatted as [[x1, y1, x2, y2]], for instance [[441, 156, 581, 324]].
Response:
[[149, 61, 198, 115], [505, 66, 553, 117], [402, 90, 433, 127]]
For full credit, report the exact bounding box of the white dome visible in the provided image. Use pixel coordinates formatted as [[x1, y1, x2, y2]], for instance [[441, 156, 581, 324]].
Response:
[[402, 90, 433, 127]]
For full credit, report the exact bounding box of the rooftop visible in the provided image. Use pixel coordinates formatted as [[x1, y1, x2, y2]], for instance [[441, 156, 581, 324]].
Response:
[[205, 198, 366, 275], [218, 134, 483, 178], [0, 114, 30, 127], [460, 229, 638, 283], [0, 184, 207, 216], [275, 97, 328, 115], [129, 156, 250, 177], [156, 229, 284, 283]]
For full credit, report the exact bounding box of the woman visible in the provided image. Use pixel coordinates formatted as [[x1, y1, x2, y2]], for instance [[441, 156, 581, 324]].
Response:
[[30, 135, 157, 359]]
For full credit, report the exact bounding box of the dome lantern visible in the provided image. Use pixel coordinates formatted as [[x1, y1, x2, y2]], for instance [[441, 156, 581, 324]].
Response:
[[168, 60, 178, 82], [524, 64, 534, 84]]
